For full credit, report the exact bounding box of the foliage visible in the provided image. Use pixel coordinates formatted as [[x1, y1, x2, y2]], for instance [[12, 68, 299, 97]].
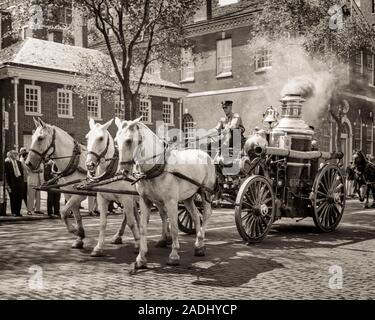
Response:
[[4, 0, 201, 119]]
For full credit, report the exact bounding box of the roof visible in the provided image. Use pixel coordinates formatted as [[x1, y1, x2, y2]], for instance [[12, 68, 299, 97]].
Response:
[[0, 37, 185, 90]]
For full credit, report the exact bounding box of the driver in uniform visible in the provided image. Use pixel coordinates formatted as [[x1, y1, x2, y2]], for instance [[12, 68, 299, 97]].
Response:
[[214, 100, 245, 160]]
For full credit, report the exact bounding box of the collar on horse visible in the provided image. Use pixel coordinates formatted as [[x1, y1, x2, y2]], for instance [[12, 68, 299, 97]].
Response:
[[87, 147, 119, 182]]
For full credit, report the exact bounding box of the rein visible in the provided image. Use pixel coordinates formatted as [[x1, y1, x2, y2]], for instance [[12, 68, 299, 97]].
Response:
[[87, 134, 119, 182]]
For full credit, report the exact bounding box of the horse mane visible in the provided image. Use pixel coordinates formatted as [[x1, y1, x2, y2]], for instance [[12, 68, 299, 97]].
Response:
[[49, 124, 87, 151]]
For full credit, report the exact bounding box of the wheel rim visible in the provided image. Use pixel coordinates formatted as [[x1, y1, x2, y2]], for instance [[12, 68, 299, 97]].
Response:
[[235, 175, 275, 242], [177, 195, 203, 234], [313, 164, 345, 232]]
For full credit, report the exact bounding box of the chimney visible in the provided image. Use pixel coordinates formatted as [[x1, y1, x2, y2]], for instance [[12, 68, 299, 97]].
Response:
[[73, 7, 88, 48], [270, 94, 314, 151]]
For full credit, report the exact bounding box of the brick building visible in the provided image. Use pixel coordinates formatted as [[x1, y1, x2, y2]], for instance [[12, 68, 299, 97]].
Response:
[[162, 0, 375, 168]]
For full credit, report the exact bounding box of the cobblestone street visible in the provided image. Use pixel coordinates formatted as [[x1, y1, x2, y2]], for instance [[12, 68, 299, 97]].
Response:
[[0, 199, 374, 300]]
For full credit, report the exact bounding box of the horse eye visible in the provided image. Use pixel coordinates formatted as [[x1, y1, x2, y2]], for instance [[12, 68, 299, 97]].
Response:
[[99, 137, 104, 142], [125, 138, 132, 145], [38, 136, 43, 141]]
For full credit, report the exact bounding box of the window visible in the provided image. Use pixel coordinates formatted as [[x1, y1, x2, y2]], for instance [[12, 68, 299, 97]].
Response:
[[180, 48, 194, 82], [146, 61, 161, 78], [366, 53, 373, 70], [355, 53, 362, 65], [115, 98, 125, 120], [57, 89, 73, 117], [219, 0, 239, 6], [255, 48, 272, 71], [87, 94, 101, 119], [139, 99, 152, 123], [162, 102, 174, 125], [373, 0, 375, 13], [367, 120, 373, 155], [25, 85, 41, 115], [182, 113, 195, 148], [320, 121, 331, 152], [217, 38, 232, 76], [354, 118, 362, 151]]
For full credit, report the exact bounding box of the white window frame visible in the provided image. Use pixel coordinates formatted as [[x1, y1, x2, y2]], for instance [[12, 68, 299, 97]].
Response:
[[24, 84, 42, 115], [139, 99, 152, 124], [146, 61, 161, 78], [180, 48, 195, 82], [367, 121, 374, 155], [162, 101, 174, 126], [218, 0, 239, 6], [87, 94, 102, 120], [216, 38, 232, 78], [255, 48, 272, 72], [366, 53, 373, 71], [57, 88, 73, 118], [115, 97, 125, 120]]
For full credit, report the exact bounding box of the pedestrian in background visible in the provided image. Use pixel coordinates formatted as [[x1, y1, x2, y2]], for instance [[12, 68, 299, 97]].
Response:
[[346, 161, 355, 198], [5, 150, 24, 216], [44, 160, 61, 217], [18, 147, 28, 210]]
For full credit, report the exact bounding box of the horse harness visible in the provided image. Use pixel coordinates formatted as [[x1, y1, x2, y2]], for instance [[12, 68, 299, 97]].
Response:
[[30, 127, 87, 185], [121, 144, 215, 200]]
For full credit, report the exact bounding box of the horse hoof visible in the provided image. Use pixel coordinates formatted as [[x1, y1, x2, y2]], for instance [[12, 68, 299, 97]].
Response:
[[129, 262, 147, 275], [71, 240, 84, 249], [166, 257, 180, 266], [155, 239, 169, 248], [110, 237, 123, 245], [91, 249, 105, 257], [194, 247, 206, 257]]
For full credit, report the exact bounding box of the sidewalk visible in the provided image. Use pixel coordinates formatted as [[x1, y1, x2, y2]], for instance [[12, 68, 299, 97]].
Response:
[[0, 191, 94, 223]]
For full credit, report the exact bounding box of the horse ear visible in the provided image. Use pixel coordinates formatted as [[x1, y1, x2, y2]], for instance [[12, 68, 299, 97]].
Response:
[[102, 119, 113, 131], [33, 117, 40, 128], [38, 118, 47, 128], [133, 116, 143, 124], [115, 117, 122, 129], [89, 118, 95, 130]]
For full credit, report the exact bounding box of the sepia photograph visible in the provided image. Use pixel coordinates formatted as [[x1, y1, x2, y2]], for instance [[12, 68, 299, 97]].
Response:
[[0, 0, 374, 306]]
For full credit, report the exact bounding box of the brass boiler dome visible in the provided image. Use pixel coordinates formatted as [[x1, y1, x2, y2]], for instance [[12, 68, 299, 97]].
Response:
[[270, 94, 314, 151]]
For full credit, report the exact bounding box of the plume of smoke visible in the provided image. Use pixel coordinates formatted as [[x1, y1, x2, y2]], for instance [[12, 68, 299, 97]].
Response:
[[246, 37, 348, 127]]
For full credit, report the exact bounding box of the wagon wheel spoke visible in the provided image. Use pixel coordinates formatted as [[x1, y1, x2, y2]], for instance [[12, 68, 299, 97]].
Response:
[[313, 165, 345, 232]]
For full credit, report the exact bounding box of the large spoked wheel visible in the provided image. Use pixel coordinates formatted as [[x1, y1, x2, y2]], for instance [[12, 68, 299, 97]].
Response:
[[178, 194, 203, 234], [235, 175, 276, 243], [312, 164, 346, 232]]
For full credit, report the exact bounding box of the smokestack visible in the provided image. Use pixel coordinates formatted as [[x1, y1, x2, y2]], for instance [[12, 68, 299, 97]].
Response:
[[73, 7, 88, 48], [270, 94, 314, 151]]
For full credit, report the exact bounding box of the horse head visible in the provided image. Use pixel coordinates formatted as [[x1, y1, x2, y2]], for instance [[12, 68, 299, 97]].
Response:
[[85, 118, 113, 175], [353, 150, 366, 174], [26, 117, 55, 170], [115, 116, 143, 174]]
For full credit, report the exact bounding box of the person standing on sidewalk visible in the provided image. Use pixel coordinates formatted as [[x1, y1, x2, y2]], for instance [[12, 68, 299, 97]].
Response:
[[5, 150, 24, 217], [346, 161, 355, 198], [44, 160, 61, 217], [18, 147, 28, 210]]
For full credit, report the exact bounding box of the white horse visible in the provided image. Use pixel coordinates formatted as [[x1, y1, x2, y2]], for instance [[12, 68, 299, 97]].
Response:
[[115, 117, 216, 270], [85, 119, 172, 256], [25, 118, 130, 254]]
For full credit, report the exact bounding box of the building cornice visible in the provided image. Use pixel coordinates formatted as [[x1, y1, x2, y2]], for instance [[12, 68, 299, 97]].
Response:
[[0, 65, 188, 98], [184, 10, 261, 38]]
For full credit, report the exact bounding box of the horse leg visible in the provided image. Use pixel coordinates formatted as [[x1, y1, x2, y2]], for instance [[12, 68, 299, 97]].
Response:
[[183, 197, 205, 256], [198, 193, 213, 256], [131, 197, 152, 273], [165, 199, 180, 266], [91, 195, 109, 257], [114, 195, 141, 253], [60, 196, 85, 248], [154, 206, 172, 248], [110, 195, 127, 245]]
